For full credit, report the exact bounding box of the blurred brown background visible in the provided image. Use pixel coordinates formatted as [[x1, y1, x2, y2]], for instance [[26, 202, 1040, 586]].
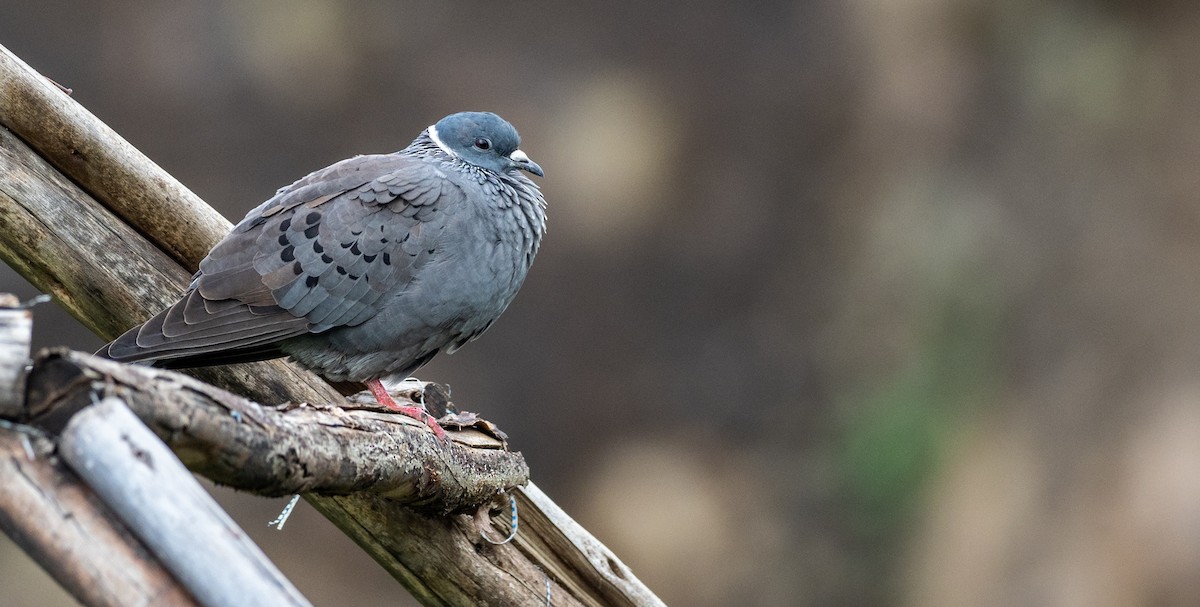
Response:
[[3, 1, 1200, 605]]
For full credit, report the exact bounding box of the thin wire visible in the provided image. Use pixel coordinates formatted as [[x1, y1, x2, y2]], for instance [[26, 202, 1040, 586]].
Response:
[[537, 566, 552, 606], [268, 494, 301, 530], [480, 493, 518, 545], [17, 294, 51, 309], [0, 419, 48, 460]]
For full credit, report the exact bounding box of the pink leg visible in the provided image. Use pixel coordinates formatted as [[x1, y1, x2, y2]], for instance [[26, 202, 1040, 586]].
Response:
[[367, 378, 447, 441]]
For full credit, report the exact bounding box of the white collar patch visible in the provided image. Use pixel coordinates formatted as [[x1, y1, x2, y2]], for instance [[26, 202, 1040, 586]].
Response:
[[427, 124, 457, 158]]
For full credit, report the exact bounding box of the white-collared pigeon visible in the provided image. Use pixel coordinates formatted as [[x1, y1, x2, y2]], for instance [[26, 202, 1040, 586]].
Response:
[[99, 112, 547, 439]]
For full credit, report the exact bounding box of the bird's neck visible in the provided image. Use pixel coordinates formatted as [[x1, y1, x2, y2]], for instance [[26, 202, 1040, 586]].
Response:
[[403, 131, 448, 158]]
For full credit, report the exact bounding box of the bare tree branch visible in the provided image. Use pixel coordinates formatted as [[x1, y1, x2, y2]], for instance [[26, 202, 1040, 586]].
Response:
[[60, 397, 312, 607], [0, 41, 229, 268], [0, 426, 200, 607], [26, 349, 528, 510], [0, 293, 30, 417], [0, 296, 199, 606]]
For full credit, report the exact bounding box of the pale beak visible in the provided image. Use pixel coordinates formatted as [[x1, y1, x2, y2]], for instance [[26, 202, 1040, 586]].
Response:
[[510, 149, 544, 177]]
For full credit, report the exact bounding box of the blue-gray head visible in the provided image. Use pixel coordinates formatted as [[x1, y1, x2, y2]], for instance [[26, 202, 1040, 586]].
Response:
[[427, 111, 544, 177]]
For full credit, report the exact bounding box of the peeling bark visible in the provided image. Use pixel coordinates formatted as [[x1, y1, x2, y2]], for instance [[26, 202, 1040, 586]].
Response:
[[25, 349, 528, 512]]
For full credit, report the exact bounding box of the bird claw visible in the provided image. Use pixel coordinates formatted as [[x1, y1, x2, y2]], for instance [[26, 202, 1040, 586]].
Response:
[[367, 378, 448, 441], [384, 402, 448, 441]]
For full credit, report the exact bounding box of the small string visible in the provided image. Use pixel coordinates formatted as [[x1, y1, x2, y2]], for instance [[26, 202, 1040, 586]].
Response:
[[538, 566, 552, 606], [0, 419, 48, 460], [480, 492, 518, 545], [268, 494, 301, 530], [17, 293, 51, 309]]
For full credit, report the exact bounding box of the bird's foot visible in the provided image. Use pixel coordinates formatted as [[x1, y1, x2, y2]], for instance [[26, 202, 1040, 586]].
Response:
[[366, 378, 448, 441]]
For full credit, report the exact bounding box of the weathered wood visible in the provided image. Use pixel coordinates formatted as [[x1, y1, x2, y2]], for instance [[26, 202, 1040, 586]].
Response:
[[318, 489, 589, 607], [0, 40, 666, 607], [59, 397, 312, 607], [26, 349, 527, 511], [515, 483, 663, 607], [0, 293, 30, 415], [0, 292, 196, 606], [0, 123, 187, 341], [0, 427, 199, 607], [0, 43, 229, 268]]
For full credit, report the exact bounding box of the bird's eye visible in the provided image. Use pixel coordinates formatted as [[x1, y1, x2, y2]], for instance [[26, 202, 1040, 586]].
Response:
[[473, 137, 492, 151]]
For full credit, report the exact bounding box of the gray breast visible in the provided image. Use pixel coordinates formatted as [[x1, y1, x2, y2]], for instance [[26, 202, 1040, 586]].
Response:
[[279, 164, 546, 382]]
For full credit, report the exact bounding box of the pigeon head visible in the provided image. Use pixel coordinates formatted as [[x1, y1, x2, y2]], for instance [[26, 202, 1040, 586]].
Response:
[[427, 112, 544, 177]]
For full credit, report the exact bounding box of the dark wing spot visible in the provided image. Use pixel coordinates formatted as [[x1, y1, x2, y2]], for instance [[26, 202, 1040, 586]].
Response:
[[363, 253, 376, 263], [305, 275, 319, 288], [350, 242, 361, 255], [313, 241, 324, 253], [279, 218, 291, 231], [321, 253, 333, 263], [277, 234, 289, 246], [341, 241, 354, 249], [382, 252, 391, 265], [292, 261, 303, 275], [281, 245, 295, 262], [305, 212, 321, 225], [304, 224, 320, 239], [349, 273, 360, 280], [336, 266, 347, 275]]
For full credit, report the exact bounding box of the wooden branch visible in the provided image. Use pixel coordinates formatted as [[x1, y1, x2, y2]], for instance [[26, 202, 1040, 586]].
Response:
[[26, 349, 527, 511], [0, 121, 190, 341], [0, 297, 197, 606], [0, 428, 199, 607], [0, 43, 230, 268], [59, 397, 312, 607], [513, 484, 656, 605], [0, 293, 31, 416], [0, 41, 665, 606]]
